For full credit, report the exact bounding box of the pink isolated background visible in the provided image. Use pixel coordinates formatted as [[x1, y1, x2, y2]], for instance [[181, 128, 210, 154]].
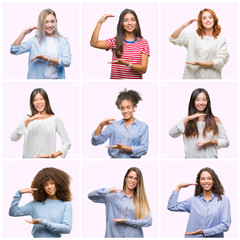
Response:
[[161, 81, 238, 158], [3, 81, 79, 158], [3, 160, 79, 237], [82, 160, 159, 237], [82, 81, 159, 158], [161, 161, 238, 237], [3, 3, 79, 79], [161, 3, 237, 79], [81, 3, 159, 80]]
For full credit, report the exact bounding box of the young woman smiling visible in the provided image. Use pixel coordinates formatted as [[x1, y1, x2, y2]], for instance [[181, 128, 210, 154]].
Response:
[[168, 167, 231, 238], [169, 88, 229, 158], [88, 167, 152, 238], [90, 9, 150, 79], [169, 8, 229, 79], [10, 9, 71, 79], [91, 89, 149, 158]]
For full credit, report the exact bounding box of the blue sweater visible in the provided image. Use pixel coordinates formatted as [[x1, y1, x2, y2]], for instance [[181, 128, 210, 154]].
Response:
[[9, 190, 72, 238]]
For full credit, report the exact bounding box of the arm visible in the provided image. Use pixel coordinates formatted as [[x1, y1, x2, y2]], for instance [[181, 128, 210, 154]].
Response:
[[88, 188, 111, 204], [125, 212, 152, 228], [212, 38, 229, 69], [216, 122, 230, 149], [58, 38, 71, 67], [170, 20, 197, 39], [90, 14, 115, 49], [10, 116, 28, 141], [169, 120, 185, 138]]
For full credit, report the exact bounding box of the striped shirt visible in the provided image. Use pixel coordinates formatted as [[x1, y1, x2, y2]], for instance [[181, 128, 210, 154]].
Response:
[[106, 37, 150, 79]]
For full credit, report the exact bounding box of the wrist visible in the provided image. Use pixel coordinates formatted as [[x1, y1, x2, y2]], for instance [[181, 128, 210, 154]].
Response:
[[176, 184, 182, 191], [127, 62, 132, 69]]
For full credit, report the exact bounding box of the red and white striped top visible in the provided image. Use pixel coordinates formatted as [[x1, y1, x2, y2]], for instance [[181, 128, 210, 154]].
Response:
[[106, 37, 150, 79]]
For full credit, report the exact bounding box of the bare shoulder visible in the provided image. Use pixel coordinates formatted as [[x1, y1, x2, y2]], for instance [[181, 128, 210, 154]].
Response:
[[214, 116, 221, 123]]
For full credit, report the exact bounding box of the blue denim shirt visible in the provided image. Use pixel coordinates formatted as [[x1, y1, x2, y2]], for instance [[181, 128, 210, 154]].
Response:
[[91, 119, 149, 158], [168, 190, 231, 238], [88, 188, 152, 238], [10, 35, 71, 79]]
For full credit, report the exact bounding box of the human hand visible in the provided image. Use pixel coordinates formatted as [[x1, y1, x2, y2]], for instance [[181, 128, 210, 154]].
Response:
[[99, 14, 115, 23], [106, 143, 124, 150], [185, 229, 204, 236], [196, 140, 217, 147], [186, 61, 202, 66], [183, 19, 197, 27], [25, 114, 49, 126], [112, 218, 126, 223], [110, 187, 123, 193], [108, 59, 126, 65], [176, 183, 197, 191], [20, 188, 38, 194], [23, 26, 40, 35], [36, 153, 56, 158], [100, 118, 116, 127], [187, 113, 206, 121], [30, 55, 45, 63], [25, 219, 39, 224]]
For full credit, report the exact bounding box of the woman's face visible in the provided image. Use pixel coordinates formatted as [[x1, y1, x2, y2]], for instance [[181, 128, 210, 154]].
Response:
[[45, 14, 56, 36], [201, 11, 214, 30], [199, 171, 213, 192], [33, 93, 46, 114], [43, 179, 57, 199], [194, 92, 207, 113], [125, 170, 138, 191], [120, 100, 135, 120], [123, 13, 137, 34]]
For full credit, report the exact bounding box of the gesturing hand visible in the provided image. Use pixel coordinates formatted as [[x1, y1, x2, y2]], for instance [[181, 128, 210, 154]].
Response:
[[176, 183, 197, 191], [20, 188, 38, 194], [36, 154, 56, 158], [196, 140, 217, 147], [23, 26, 40, 35], [112, 219, 126, 223], [185, 229, 204, 235], [25, 114, 49, 127], [183, 19, 198, 27], [25, 219, 40, 224], [110, 187, 123, 193], [106, 143, 124, 150], [100, 118, 116, 127], [188, 113, 206, 121], [30, 55, 44, 63], [99, 14, 115, 23], [108, 59, 126, 65]]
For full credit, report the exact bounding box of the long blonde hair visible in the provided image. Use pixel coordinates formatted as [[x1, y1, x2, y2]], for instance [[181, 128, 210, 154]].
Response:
[[123, 167, 151, 219], [36, 9, 62, 44]]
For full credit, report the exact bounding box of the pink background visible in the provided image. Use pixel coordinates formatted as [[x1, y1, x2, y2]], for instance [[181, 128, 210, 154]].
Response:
[[3, 81, 79, 158], [161, 161, 238, 237], [82, 160, 159, 237], [82, 81, 159, 158], [3, 3, 79, 79], [161, 81, 238, 158], [161, 3, 238, 79], [3, 160, 79, 237], [81, 3, 159, 79]]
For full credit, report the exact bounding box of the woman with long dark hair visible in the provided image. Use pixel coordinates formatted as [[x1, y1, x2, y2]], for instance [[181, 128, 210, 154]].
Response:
[[9, 167, 72, 238], [11, 88, 71, 158], [90, 9, 150, 79], [91, 89, 148, 158], [88, 167, 152, 237], [169, 88, 229, 158], [10, 8, 71, 79], [167, 167, 231, 238], [169, 8, 229, 79]]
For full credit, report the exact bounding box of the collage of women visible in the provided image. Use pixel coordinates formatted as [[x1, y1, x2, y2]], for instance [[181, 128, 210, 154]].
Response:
[[1, 0, 239, 238]]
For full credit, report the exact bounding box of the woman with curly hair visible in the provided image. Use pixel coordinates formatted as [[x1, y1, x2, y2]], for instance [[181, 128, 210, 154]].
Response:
[[9, 167, 72, 238], [11, 88, 71, 158], [10, 8, 71, 79], [90, 9, 150, 79], [88, 167, 152, 237], [167, 167, 231, 238], [169, 88, 229, 158], [169, 8, 229, 79], [91, 89, 149, 158]]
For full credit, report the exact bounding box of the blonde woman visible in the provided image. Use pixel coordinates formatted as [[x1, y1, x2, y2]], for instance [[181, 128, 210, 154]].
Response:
[[88, 167, 152, 238], [10, 8, 71, 79]]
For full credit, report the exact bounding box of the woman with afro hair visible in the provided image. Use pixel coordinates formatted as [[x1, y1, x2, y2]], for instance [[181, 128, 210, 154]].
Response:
[[167, 167, 231, 238], [9, 167, 72, 238], [91, 89, 149, 158]]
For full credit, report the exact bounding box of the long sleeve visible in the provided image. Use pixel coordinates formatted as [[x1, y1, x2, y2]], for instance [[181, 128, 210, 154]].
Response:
[[203, 197, 231, 237], [216, 123, 229, 149], [130, 125, 149, 157], [213, 38, 229, 68], [167, 190, 192, 213], [169, 120, 185, 138], [38, 202, 72, 234], [56, 116, 71, 158], [58, 38, 71, 67], [169, 32, 191, 48], [10, 116, 28, 141], [9, 190, 33, 216], [10, 38, 32, 55], [91, 126, 112, 146], [125, 212, 152, 228], [88, 188, 110, 204]]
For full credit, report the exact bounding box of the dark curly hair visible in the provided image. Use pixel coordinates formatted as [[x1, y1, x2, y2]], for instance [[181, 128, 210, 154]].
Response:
[[115, 89, 142, 109], [31, 167, 72, 202], [194, 167, 224, 200]]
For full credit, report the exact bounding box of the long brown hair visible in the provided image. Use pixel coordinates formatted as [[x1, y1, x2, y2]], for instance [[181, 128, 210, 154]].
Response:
[[123, 167, 150, 219], [196, 8, 221, 39], [184, 88, 219, 138]]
